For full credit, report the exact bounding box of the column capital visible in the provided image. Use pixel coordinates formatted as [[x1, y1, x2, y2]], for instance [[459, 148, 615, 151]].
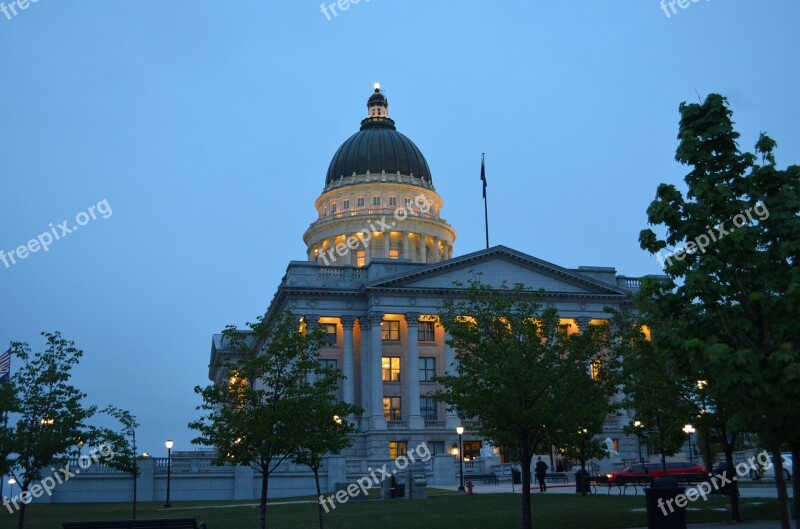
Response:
[[404, 312, 421, 328], [367, 311, 385, 326], [340, 315, 358, 329], [575, 317, 592, 333], [304, 314, 321, 327]]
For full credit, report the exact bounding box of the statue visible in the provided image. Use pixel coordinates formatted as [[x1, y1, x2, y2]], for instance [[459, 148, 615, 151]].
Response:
[[603, 437, 620, 457]]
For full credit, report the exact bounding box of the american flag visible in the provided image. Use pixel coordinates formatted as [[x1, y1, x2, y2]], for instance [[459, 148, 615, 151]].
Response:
[[0, 347, 10, 383]]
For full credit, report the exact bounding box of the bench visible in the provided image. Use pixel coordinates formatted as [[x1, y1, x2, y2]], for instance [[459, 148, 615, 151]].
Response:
[[466, 473, 499, 485], [674, 473, 710, 485], [63, 518, 206, 529], [585, 475, 610, 494], [544, 472, 568, 483], [616, 475, 653, 495]]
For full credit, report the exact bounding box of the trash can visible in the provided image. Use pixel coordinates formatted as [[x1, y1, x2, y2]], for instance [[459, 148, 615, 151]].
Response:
[[645, 477, 687, 529], [575, 469, 590, 495], [512, 468, 521, 485]]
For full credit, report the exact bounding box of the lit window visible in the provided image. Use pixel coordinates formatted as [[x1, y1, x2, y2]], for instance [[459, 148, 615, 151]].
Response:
[[389, 249, 399, 259], [356, 251, 366, 267], [389, 440, 407, 458], [384, 398, 402, 421], [343, 200, 350, 210], [419, 357, 436, 381], [381, 321, 400, 341], [382, 357, 401, 381], [389, 197, 397, 207], [421, 396, 436, 420], [462, 441, 482, 461], [357, 197, 365, 207], [418, 322, 435, 342], [590, 360, 602, 381], [322, 323, 337, 345], [373, 196, 381, 206]]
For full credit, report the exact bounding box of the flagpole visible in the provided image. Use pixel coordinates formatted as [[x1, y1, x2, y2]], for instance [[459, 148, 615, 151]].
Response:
[[481, 153, 489, 249]]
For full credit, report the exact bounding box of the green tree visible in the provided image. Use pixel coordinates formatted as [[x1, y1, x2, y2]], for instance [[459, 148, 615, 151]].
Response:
[[436, 279, 618, 529], [613, 308, 698, 474], [6, 332, 96, 529], [190, 310, 332, 529], [639, 93, 800, 529], [100, 406, 140, 519], [290, 368, 361, 529]]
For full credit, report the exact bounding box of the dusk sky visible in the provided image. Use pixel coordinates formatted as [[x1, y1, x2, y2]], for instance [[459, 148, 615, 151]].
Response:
[[1, 1, 798, 456]]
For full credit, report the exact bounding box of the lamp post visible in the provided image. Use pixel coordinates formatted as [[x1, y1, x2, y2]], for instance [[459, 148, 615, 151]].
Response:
[[682, 424, 695, 462], [8, 478, 16, 499], [634, 421, 645, 464], [164, 440, 174, 508], [456, 426, 465, 492]]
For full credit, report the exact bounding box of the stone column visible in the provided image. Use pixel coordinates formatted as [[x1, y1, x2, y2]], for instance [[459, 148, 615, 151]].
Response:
[[405, 313, 424, 429], [341, 316, 357, 410], [383, 232, 391, 258], [402, 232, 410, 260], [419, 233, 427, 263], [358, 316, 371, 430], [444, 331, 459, 429], [432, 237, 440, 263], [368, 311, 386, 430]]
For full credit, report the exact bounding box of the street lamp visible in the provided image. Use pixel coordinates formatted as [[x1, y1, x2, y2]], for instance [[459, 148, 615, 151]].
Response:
[[8, 478, 16, 499], [456, 426, 465, 493], [633, 421, 645, 464], [164, 440, 174, 508], [682, 424, 695, 462]]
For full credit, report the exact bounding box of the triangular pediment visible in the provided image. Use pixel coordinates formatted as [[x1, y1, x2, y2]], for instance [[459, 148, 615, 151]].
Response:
[[364, 246, 631, 297]]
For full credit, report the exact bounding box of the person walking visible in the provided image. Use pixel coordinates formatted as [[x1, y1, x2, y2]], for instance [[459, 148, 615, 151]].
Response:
[[535, 456, 549, 492]]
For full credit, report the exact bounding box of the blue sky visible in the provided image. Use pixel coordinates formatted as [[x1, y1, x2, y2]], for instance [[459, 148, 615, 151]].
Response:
[[1, 1, 798, 456]]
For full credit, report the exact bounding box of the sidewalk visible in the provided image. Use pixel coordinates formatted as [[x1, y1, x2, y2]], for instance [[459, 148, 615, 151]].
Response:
[[438, 481, 786, 498], [628, 523, 780, 529]]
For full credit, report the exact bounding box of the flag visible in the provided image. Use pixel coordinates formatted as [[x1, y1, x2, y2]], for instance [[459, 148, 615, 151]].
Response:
[[480, 154, 487, 199], [0, 347, 10, 383]]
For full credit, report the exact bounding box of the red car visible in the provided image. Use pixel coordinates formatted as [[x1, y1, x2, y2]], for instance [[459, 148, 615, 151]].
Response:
[[607, 461, 707, 484]]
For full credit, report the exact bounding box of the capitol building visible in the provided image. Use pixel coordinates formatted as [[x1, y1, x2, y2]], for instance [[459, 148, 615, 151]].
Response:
[[209, 84, 644, 466]]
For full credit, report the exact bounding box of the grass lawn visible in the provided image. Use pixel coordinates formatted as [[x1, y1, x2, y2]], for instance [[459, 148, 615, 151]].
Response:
[[2, 491, 780, 529]]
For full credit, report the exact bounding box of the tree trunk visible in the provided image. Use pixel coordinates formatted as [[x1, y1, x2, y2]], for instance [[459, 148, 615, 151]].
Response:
[[17, 485, 27, 529], [313, 465, 324, 529], [133, 469, 138, 520], [717, 430, 742, 522], [655, 412, 667, 474], [519, 445, 533, 529], [791, 442, 799, 529], [771, 435, 791, 529], [258, 468, 269, 529]]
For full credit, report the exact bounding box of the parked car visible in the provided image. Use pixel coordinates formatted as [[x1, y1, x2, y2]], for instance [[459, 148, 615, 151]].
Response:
[[607, 461, 707, 484], [749, 452, 793, 481]]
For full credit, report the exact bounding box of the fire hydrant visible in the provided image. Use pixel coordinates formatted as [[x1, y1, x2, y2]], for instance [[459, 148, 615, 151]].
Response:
[[466, 480, 474, 495]]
